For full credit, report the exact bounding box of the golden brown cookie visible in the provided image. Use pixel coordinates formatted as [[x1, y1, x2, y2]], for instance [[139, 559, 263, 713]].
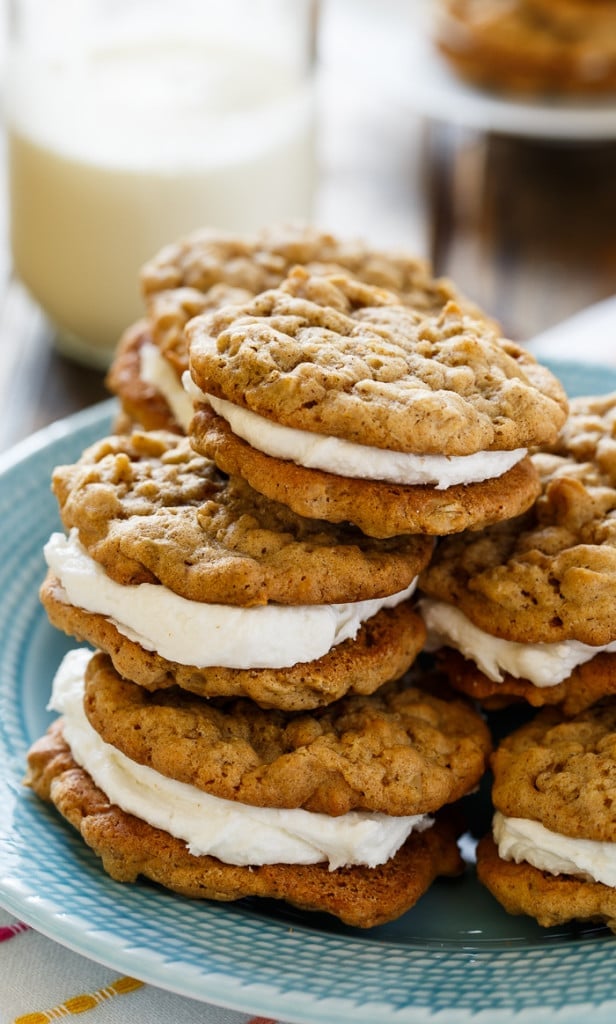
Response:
[[435, 647, 616, 716], [105, 320, 183, 434], [141, 221, 480, 364], [476, 834, 616, 932], [51, 430, 432, 605], [490, 702, 616, 839], [109, 222, 482, 433], [188, 268, 566, 455], [82, 652, 492, 816], [40, 573, 426, 711], [191, 402, 542, 539], [476, 701, 616, 931], [420, 395, 616, 645], [435, 0, 616, 96], [25, 718, 465, 929], [419, 396, 616, 712], [187, 266, 565, 536], [140, 222, 467, 314]]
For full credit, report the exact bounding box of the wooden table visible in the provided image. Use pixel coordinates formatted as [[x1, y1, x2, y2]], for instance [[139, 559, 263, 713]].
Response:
[[425, 124, 616, 343], [1, 1, 615, 455]]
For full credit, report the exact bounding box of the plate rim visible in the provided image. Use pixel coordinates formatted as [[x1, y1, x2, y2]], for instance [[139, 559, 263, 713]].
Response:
[[2, 366, 616, 1024]]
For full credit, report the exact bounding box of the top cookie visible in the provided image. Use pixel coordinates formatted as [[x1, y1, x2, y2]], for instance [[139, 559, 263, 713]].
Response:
[[188, 266, 567, 457], [108, 223, 484, 435], [435, 0, 616, 96], [51, 430, 432, 606], [419, 393, 616, 645], [137, 222, 480, 381], [490, 701, 616, 842]]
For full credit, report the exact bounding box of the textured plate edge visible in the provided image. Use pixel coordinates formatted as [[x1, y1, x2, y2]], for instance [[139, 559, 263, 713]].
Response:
[[1, 375, 616, 1023]]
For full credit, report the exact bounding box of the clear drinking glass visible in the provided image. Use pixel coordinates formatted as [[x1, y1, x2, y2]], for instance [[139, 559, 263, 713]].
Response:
[[4, 0, 319, 368]]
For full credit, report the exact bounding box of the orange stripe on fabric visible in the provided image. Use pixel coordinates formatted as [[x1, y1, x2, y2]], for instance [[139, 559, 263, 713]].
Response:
[[12, 976, 144, 1023]]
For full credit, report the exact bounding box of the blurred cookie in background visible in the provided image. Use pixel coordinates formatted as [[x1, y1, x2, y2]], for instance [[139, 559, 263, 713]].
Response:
[[435, 0, 616, 96]]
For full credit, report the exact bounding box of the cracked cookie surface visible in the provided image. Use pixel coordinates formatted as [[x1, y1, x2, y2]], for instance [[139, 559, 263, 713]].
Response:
[[490, 701, 616, 841], [51, 430, 432, 605], [82, 653, 491, 816], [187, 267, 567, 456], [41, 574, 426, 711], [141, 222, 478, 365], [420, 394, 616, 645], [109, 223, 481, 433]]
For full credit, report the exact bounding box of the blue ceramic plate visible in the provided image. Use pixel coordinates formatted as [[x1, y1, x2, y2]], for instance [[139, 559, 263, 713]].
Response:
[[1, 362, 616, 1024]]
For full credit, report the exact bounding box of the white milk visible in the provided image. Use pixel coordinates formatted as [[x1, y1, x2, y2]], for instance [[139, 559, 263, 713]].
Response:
[[6, 38, 316, 368]]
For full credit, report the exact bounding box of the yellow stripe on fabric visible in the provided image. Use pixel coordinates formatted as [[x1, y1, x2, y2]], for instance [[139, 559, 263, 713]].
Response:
[[12, 976, 144, 1023]]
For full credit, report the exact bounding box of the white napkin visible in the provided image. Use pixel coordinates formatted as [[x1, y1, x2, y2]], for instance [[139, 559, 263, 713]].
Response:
[[0, 909, 280, 1024]]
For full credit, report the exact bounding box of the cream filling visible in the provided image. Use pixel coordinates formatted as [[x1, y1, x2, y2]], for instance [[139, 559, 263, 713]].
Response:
[[184, 377, 526, 489], [142, 350, 527, 486], [493, 811, 616, 888], [140, 341, 195, 431], [419, 598, 616, 687], [50, 649, 432, 869], [44, 530, 417, 670]]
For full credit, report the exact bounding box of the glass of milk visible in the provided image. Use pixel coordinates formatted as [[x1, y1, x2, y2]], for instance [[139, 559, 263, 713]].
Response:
[[5, 0, 319, 369]]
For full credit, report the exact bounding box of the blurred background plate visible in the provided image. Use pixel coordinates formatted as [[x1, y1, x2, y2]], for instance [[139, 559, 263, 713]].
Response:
[[393, 1, 616, 140], [531, 295, 616, 363]]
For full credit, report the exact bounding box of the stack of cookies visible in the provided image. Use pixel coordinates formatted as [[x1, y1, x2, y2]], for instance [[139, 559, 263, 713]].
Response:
[[420, 392, 616, 932], [435, 0, 616, 96], [29, 431, 487, 929], [26, 224, 576, 930]]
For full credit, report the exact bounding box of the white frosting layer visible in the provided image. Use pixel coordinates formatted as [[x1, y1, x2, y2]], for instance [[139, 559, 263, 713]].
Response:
[[207, 391, 528, 487], [419, 598, 616, 687], [194, 388, 526, 489], [50, 649, 432, 869], [493, 811, 616, 888], [149, 360, 526, 487], [140, 341, 195, 431], [45, 530, 416, 670]]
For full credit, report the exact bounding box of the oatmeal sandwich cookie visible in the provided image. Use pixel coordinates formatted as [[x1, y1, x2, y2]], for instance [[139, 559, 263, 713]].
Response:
[[42, 430, 431, 710], [25, 649, 491, 928], [435, 0, 616, 96], [107, 222, 490, 435], [187, 265, 567, 538], [476, 700, 616, 932], [419, 393, 616, 716]]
